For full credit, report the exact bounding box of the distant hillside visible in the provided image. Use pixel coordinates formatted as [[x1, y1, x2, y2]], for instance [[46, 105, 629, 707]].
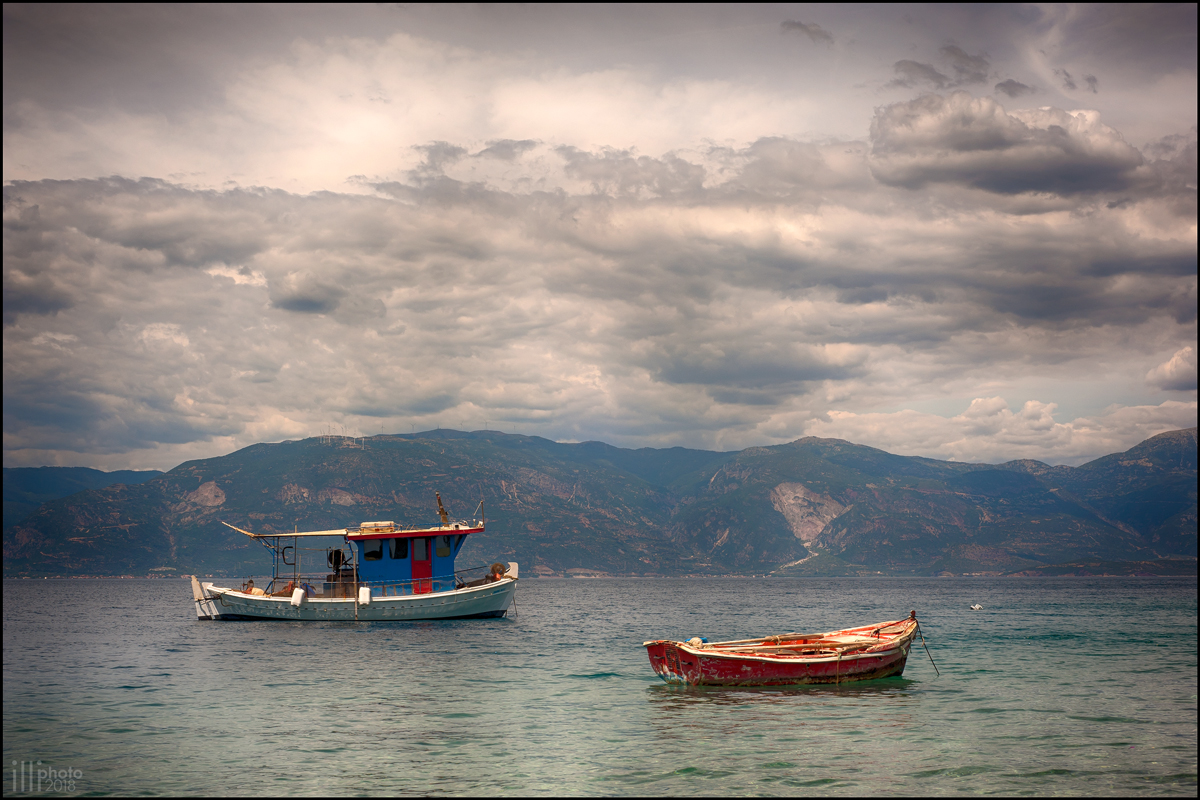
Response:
[[679, 430, 1196, 576], [2, 428, 1195, 577], [1037, 427, 1198, 557], [1004, 558, 1197, 577], [3, 467, 164, 531]]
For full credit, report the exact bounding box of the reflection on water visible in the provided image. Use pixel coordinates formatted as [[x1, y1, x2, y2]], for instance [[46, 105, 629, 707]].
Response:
[[646, 677, 917, 706], [643, 678, 921, 744]]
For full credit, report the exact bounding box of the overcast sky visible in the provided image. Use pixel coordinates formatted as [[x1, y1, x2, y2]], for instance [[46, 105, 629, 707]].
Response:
[[3, 3, 1196, 470]]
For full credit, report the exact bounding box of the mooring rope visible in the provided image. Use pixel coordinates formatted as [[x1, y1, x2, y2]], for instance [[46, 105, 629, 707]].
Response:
[[915, 620, 940, 676]]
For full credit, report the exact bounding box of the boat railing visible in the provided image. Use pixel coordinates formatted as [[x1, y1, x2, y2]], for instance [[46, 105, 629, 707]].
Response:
[[246, 563, 505, 598]]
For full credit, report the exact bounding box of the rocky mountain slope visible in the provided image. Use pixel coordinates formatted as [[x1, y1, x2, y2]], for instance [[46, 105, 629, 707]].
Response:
[[3, 466, 163, 530], [3, 428, 1195, 577]]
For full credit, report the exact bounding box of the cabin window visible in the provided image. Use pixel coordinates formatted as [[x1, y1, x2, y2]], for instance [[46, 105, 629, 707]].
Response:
[[413, 537, 428, 561], [436, 535, 452, 558], [389, 538, 408, 559], [363, 539, 383, 561]]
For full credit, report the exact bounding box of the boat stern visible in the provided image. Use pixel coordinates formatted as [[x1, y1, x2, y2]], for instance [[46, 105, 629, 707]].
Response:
[[191, 576, 223, 620], [643, 640, 701, 685]]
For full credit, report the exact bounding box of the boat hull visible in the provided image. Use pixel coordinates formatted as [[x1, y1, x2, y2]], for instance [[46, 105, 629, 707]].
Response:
[[193, 576, 516, 621], [644, 618, 918, 687], [644, 640, 911, 686]]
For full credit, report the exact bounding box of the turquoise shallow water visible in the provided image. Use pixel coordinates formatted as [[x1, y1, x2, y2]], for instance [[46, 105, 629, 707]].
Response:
[[3, 576, 1196, 796]]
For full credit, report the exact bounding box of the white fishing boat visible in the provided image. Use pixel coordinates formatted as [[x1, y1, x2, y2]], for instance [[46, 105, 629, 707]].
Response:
[[190, 493, 517, 621]]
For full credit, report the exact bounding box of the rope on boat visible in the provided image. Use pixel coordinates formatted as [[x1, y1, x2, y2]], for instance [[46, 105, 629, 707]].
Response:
[[915, 620, 940, 676]]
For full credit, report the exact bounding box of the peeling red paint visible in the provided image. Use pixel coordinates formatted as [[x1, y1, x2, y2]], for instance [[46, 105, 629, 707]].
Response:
[[644, 614, 920, 687]]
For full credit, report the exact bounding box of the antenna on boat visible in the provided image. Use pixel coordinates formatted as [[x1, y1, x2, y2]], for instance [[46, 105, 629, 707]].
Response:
[[435, 491, 450, 526]]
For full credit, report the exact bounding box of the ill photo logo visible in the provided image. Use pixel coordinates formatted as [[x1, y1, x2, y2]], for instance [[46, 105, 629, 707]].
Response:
[[11, 761, 82, 794]]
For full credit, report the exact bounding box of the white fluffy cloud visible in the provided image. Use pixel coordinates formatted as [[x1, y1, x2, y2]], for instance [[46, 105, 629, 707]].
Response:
[[806, 398, 1198, 465], [1146, 346, 1198, 391]]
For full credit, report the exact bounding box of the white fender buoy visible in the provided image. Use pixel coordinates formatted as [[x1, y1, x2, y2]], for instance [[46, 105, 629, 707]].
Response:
[[290, 587, 307, 607]]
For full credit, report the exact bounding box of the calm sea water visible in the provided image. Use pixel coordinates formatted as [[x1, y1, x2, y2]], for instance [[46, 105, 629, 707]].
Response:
[[3, 577, 1196, 796]]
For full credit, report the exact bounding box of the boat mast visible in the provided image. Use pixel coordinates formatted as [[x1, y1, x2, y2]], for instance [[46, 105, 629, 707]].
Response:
[[435, 491, 450, 526]]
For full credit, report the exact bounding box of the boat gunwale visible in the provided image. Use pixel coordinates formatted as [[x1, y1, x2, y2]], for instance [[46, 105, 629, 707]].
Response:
[[204, 575, 516, 604], [642, 617, 918, 664]]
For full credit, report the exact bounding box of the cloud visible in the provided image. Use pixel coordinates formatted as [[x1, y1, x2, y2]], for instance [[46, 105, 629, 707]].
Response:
[[139, 323, 190, 348], [268, 272, 347, 315], [887, 47, 989, 90], [780, 21, 833, 45], [411, 142, 470, 179], [994, 79, 1035, 98], [2, 268, 74, 325], [475, 139, 539, 161], [868, 92, 1144, 193], [1, 7, 1195, 471], [805, 398, 1198, 466], [206, 264, 267, 287], [888, 60, 951, 90], [1146, 347, 1198, 391], [556, 146, 706, 198], [4, 144, 1195, 469], [1143, 130, 1197, 161], [940, 45, 989, 85]]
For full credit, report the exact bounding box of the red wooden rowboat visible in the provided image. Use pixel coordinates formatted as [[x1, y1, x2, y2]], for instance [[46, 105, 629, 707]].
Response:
[[643, 611, 921, 687]]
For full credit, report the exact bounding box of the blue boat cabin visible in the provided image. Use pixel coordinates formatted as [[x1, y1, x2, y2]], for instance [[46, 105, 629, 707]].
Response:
[[348, 522, 477, 595]]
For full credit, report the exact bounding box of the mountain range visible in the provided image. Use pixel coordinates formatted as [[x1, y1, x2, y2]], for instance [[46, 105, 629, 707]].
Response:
[[4, 466, 163, 530], [3, 428, 1195, 578]]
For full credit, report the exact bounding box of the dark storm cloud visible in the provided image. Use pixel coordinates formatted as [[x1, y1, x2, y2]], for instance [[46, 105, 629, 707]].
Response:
[[887, 47, 989, 90], [652, 344, 860, 398], [475, 139, 539, 161], [888, 60, 951, 89], [1, 271, 73, 324], [270, 286, 345, 314], [1056, 70, 1098, 94], [994, 79, 1034, 98], [780, 21, 833, 45], [939, 46, 989, 84], [4, 383, 241, 452], [5, 177, 273, 273], [868, 93, 1144, 194]]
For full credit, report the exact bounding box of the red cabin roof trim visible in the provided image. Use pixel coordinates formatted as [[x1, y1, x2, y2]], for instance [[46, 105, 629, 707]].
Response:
[[346, 525, 484, 541]]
